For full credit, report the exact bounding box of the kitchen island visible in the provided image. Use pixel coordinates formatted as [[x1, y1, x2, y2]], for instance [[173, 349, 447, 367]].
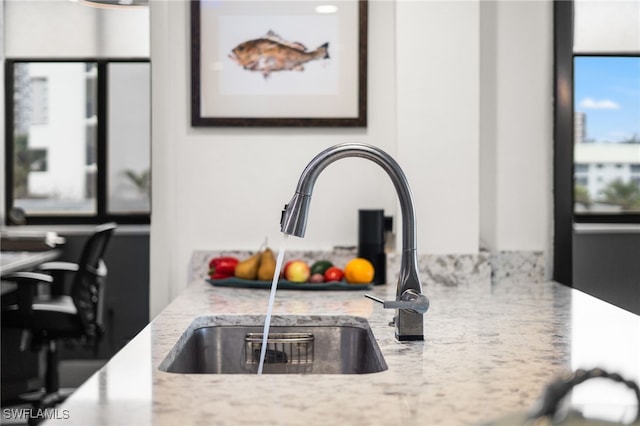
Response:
[[45, 278, 639, 426]]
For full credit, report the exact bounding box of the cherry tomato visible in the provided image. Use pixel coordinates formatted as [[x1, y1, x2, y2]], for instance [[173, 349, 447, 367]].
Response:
[[324, 266, 344, 282]]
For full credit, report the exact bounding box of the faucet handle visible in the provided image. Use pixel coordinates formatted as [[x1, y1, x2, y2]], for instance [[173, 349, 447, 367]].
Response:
[[365, 289, 430, 315]]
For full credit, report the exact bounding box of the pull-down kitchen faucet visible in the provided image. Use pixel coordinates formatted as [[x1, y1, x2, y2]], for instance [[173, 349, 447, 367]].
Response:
[[280, 143, 429, 341]]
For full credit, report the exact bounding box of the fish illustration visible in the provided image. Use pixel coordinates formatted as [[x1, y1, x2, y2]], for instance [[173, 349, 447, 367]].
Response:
[[228, 31, 329, 78]]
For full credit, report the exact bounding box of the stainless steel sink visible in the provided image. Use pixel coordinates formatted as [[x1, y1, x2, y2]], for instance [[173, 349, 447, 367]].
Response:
[[158, 315, 387, 374]]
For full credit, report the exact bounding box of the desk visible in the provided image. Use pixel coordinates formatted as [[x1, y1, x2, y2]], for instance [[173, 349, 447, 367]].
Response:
[[1, 250, 61, 296], [1, 250, 61, 277]]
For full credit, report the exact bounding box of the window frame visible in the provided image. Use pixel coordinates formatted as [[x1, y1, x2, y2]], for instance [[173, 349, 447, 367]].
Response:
[[4, 58, 150, 225], [553, 0, 575, 285], [553, 1, 640, 284], [572, 52, 640, 224], [554, 3, 640, 226]]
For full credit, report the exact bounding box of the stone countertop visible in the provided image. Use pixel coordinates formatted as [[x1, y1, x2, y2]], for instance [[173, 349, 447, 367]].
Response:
[[46, 279, 640, 426]]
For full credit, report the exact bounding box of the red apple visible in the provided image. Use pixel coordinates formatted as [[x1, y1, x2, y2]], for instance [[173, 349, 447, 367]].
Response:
[[284, 260, 310, 283], [280, 260, 293, 278]]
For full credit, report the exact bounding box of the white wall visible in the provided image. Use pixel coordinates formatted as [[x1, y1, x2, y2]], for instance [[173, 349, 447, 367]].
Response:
[[396, 0, 480, 255], [3, 0, 148, 58], [148, 0, 553, 317], [480, 1, 553, 256]]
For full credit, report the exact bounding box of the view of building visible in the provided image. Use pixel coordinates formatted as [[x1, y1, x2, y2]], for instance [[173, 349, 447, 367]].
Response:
[[11, 61, 150, 215], [575, 143, 640, 210], [13, 62, 96, 211]]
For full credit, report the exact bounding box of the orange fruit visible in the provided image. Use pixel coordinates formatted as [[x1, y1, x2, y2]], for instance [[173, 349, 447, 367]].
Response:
[[344, 258, 375, 284]]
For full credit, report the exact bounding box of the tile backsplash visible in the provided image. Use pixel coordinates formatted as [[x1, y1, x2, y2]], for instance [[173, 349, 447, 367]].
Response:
[[190, 248, 545, 286]]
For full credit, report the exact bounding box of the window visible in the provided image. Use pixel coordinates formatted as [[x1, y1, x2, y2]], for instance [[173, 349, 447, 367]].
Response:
[[573, 56, 640, 215], [28, 149, 48, 172], [5, 59, 150, 224], [555, 0, 640, 224], [553, 0, 640, 284]]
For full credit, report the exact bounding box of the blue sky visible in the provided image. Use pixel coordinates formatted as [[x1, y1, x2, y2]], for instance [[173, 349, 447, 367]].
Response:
[[574, 56, 640, 143]]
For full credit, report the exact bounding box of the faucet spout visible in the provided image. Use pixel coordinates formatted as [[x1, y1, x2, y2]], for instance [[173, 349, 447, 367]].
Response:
[[280, 142, 429, 341]]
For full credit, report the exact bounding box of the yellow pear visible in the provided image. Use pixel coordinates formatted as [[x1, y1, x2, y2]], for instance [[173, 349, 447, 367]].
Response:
[[234, 252, 261, 280], [257, 248, 277, 281]]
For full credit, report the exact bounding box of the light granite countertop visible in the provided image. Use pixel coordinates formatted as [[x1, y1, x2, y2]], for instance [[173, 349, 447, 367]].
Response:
[[46, 278, 639, 426]]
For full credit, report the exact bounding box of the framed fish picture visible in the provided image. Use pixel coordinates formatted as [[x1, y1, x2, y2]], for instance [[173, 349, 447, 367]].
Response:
[[191, 0, 368, 127]]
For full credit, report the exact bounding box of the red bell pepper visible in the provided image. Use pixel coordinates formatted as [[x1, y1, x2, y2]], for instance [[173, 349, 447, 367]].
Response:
[[208, 256, 239, 279]]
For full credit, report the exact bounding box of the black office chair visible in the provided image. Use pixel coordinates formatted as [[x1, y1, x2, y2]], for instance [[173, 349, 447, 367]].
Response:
[[1, 222, 117, 414]]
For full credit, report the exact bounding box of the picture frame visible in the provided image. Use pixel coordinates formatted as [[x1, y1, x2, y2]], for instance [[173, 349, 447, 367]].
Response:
[[190, 0, 368, 127]]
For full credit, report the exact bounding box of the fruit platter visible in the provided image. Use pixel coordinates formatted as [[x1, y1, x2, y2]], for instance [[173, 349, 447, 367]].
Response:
[[206, 249, 375, 291], [207, 277, 372, 291]]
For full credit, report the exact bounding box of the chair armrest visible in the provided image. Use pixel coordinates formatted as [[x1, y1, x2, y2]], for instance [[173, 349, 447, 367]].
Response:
[[38, 262, 79, 295], [2, 271, 54, 285], [2, 272, 54, 317], [38, 261, 80, 273]]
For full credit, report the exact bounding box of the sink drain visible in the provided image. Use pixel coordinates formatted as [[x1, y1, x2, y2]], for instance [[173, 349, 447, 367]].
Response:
[[244, 333, 314, 365]]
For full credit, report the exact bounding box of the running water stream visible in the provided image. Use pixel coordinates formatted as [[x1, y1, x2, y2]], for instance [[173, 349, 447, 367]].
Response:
[[257, 234, 288, 374]]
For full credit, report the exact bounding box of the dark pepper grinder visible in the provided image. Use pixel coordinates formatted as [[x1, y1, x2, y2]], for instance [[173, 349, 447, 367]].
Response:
[[358, 209, 387, 285]]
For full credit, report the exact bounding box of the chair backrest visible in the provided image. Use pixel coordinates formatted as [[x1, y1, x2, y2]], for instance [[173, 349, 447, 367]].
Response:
[[70, 222, 117, 338]]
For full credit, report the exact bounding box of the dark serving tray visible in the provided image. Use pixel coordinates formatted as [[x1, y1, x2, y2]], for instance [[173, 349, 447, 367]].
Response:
[[207, 277, 373, 291]]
